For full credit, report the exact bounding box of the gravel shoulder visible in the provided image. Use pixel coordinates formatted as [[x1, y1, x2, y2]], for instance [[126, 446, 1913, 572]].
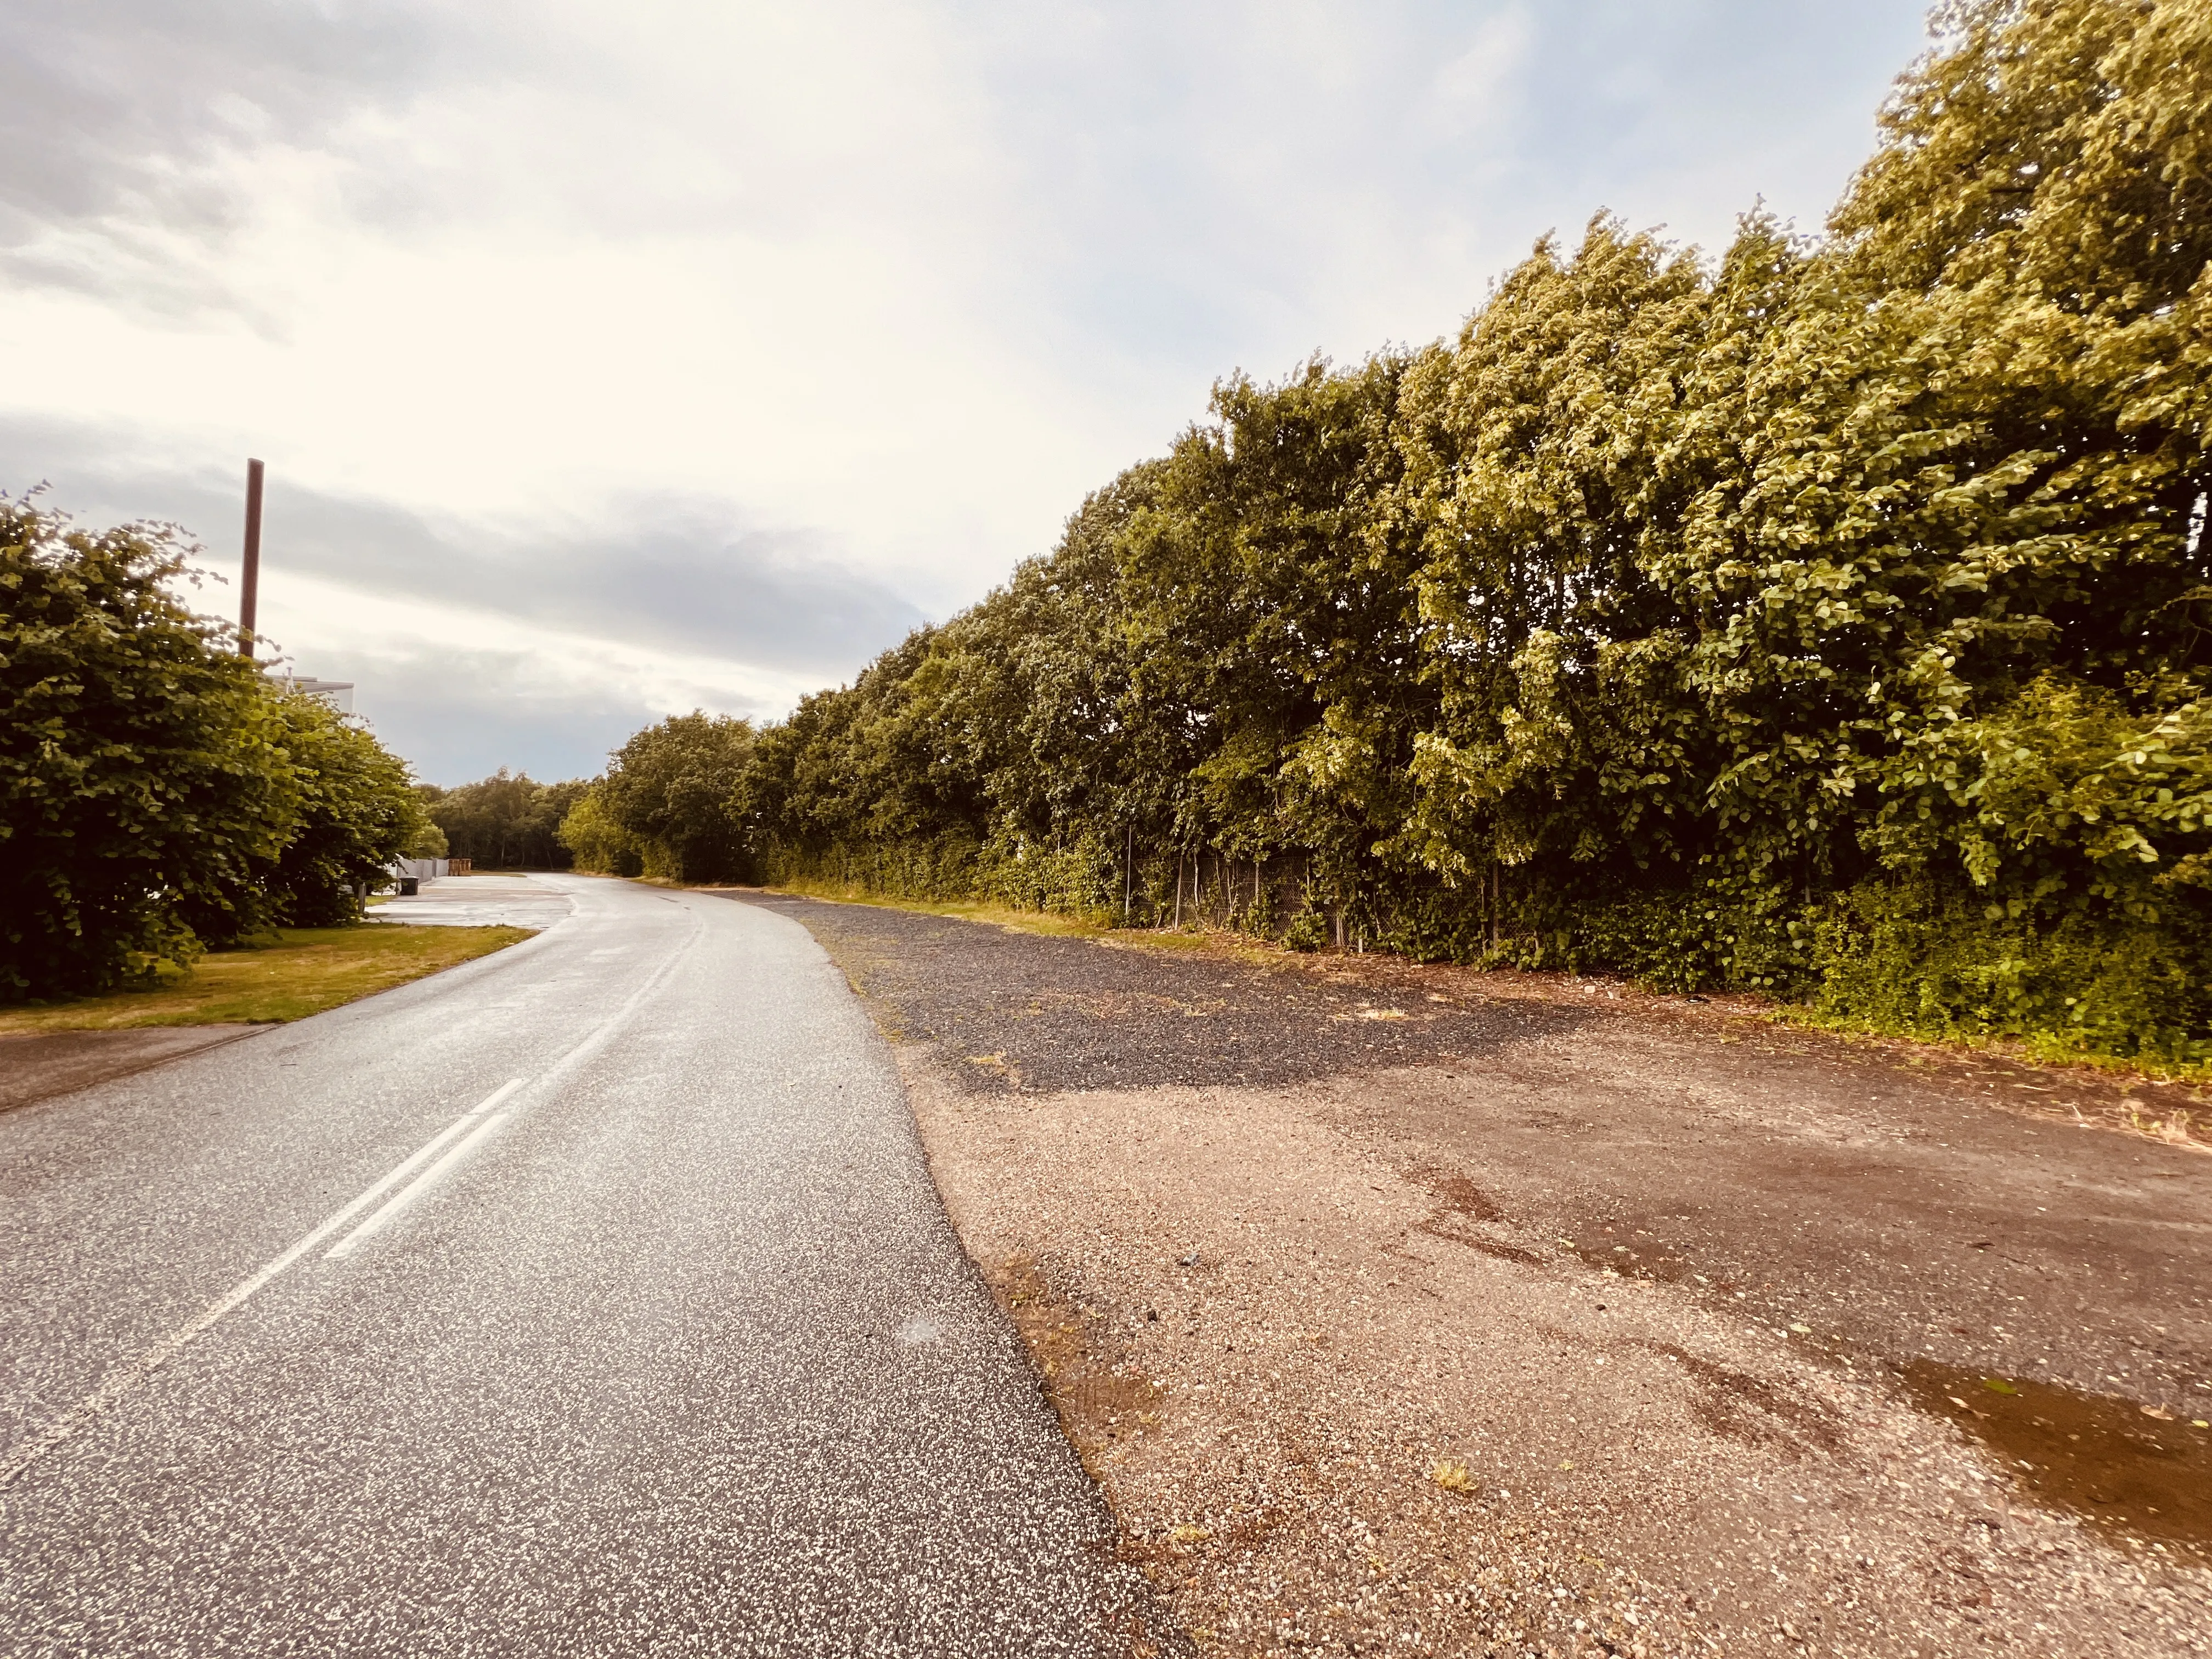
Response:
[[733, 891, 2212, 1659]]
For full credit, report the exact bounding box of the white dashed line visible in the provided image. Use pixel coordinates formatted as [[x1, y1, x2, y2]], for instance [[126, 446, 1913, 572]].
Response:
[[1, 909, 707, 1492], [0, 1076, 526, 1490]]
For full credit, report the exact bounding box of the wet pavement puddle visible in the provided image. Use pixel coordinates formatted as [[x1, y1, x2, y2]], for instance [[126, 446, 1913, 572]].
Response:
[[1900, 1361, 2212, 1553]]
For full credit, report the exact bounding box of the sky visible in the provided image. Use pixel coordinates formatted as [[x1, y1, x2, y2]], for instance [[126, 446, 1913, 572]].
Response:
[[3, 0, 1935, 785]]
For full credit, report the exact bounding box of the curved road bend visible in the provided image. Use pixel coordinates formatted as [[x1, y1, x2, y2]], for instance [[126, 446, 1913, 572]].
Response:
[[0, 876, 1157, 1657]]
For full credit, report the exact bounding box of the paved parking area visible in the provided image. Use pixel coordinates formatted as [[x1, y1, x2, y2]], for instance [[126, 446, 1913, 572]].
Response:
[[376, 873, 576, 930]]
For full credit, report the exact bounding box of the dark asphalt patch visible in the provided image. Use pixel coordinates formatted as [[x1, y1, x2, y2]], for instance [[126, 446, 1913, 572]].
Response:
[[729, 894, 1593, 1093], [0, 1026, 266, 1114]]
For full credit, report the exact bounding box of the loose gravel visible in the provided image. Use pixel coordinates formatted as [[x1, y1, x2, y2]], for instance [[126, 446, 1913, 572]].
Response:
[[742, 893, 2212, 1658]]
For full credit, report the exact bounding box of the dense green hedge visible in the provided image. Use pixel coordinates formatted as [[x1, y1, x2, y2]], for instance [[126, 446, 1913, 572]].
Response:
[[586, 0, 2212, 1067]]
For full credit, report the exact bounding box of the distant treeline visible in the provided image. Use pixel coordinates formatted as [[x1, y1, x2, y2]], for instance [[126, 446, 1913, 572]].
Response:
[[421, 718, 758, 878], [571, 0, 2212, 1068], [417, 772, 588, 870]]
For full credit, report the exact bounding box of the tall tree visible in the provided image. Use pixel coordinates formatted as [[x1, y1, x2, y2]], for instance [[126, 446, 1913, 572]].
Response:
[[602, 712, 757, 882]]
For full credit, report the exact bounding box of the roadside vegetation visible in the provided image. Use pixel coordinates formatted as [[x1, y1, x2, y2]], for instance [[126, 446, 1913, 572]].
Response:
[[0, 924, 532, 1034], [574, 0, 2212, 1073], [417, 770, 590, 869], [1, 497, 441, 1003], [752, 873, 1163, 944], [557, 712, 756, 881]]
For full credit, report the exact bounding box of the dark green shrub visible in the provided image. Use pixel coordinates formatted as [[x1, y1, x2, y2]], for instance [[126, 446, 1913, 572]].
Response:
[[601, 712, 756, 882], [3, 495, 436, 996], [1810, 882, 2212, 1068], [1, 498, 291, 997]]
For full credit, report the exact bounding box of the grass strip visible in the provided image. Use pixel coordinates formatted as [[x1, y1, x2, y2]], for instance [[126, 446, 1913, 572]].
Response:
[[738, 877, 1249, 952], [0, 924, 532, 1034], [745, 878, 1119, 939]]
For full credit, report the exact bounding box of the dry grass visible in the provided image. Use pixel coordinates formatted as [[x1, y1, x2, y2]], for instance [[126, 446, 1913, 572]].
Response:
[[0, 924, 531, 1034], [735, 879, 1126, 941], [1427, 1459, 1475, 1494], [741, 880, 1293, 960]]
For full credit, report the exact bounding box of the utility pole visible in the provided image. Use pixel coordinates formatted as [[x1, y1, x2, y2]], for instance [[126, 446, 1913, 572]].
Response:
[[238, 458, 264, 657]]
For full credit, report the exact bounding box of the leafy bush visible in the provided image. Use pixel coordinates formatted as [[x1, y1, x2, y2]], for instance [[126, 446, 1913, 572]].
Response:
[[556, 787, 643, 877], [1282, 904, 1330, 952], [602, 712, 757, 882], [1, 497, 291, 996], [1809, 881, 2212, 1069], [259, 691, 428, 927], [2, 493, 432, 1000], [757, 832, 983, 901]]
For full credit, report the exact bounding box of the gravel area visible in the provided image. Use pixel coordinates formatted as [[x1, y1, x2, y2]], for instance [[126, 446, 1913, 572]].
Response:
[[735, 892, 2212, 1659]]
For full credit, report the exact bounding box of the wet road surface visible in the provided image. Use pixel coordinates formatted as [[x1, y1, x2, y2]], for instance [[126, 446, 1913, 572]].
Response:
[[0, 876, 1158, 1657]]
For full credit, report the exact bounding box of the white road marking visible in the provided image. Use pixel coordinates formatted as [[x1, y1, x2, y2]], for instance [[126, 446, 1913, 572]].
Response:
[[0, 904, 708, 1491], [0, 1076, 525, 1491], [324, 922, 702, 1263], [325, 1107, 516, 1259]]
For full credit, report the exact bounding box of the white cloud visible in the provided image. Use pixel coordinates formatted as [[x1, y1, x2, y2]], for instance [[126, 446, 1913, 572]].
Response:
[[257, 568, 828, 732], [1424, 9, 1534, 138], [0, 0, 1936, 781]]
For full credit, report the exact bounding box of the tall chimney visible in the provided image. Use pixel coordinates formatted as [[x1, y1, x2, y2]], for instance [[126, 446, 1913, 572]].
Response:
[[239, 457, 264, 657]]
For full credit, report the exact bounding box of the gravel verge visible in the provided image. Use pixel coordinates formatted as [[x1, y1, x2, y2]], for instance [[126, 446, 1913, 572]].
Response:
[[730, 891, 2212, 1658]]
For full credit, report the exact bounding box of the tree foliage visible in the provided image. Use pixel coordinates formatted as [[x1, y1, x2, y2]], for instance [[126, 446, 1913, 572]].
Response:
[[2, 494, 431, 1000], [555, 787, 642, 877], [261, 693, 430, 926], [572, 713, 757, 882], [421, 771, 587, 868], [643, 0, 2212, 1062]]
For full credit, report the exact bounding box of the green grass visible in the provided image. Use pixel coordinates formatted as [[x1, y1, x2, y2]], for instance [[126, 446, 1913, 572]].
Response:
[[751, 877, 1279, 957], [0, 924, 532, 1034]]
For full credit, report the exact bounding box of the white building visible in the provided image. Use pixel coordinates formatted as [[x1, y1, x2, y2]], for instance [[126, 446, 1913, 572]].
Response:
[[276, 674, 355, 714]]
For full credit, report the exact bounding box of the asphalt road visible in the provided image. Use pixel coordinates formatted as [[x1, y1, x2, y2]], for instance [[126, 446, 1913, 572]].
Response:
[[0, 877, 1158, 1657]]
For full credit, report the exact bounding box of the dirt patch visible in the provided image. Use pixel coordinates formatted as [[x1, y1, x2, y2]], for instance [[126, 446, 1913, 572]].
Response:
[[0, 1026, 264, 1114], [737, 893, 2212, 1657], [995, 1254, 1172, 1468]]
